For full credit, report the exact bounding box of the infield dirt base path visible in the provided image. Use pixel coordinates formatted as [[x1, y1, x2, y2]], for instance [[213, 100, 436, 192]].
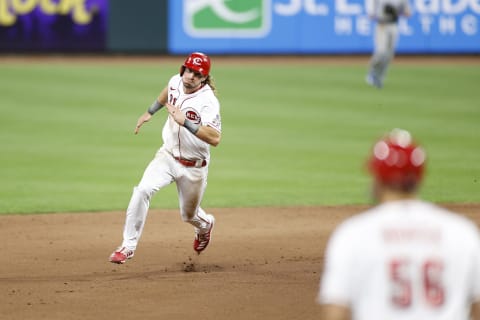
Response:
[[1, 204, 479, 320]]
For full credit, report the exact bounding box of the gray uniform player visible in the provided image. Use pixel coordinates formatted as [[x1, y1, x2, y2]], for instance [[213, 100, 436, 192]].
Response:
[[365, 0, 411, 88], [109, 52, 221, 264]]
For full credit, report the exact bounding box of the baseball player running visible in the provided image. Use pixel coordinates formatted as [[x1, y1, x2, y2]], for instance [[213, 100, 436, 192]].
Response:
[[365, 0, 411, 88], [317, 128, 480, 319], [109, 52, 222, 264]]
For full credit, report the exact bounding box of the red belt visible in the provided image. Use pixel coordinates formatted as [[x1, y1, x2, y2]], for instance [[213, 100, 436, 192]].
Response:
[[174, 156, 207, 168]]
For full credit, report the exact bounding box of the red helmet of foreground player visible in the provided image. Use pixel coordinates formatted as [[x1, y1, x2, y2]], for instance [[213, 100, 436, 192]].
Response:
[[180, 52, 211, 77], [368, 128, 426, 191]]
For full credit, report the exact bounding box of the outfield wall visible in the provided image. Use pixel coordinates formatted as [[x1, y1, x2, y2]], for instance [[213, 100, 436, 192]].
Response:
[[0, 0, 478, 54]]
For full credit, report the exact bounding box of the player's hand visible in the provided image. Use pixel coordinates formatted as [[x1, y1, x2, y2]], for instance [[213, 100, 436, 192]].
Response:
[[166, 103, 185, 125], [134, 112, 152, 134]]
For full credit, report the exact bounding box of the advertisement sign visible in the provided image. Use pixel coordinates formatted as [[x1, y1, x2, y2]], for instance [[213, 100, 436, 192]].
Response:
[[0, 0, 107, 52], [168, 0, 480, 54]]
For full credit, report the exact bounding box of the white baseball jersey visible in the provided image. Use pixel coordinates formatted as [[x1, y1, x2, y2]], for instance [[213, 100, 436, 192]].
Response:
[[318, 199, 480, 320], [160, 74, 221, 162]]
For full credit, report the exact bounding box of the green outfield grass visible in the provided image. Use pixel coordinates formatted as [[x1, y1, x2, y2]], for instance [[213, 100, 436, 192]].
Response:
[[0, 58, 479, 214]]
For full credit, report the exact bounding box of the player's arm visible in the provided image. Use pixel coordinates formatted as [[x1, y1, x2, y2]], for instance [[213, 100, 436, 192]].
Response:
[[399, 0, 411, 17], [471, 301, 480, 320], [165, 103, 221, 147], [320, 304, 350, 320], [471, 243, 480, 320], [318, 223, 354, 320], [365, 0, 375, 19], [193, 125, 221, 147], [134, 86, 168, 134]]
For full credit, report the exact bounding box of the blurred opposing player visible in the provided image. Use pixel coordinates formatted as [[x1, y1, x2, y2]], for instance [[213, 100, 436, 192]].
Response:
[[109, 52, 221, 264], [365, 0, 411, 88], [317, 128, 480, 319]]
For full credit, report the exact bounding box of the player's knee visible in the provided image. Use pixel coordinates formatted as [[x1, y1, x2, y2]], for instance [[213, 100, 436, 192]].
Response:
[[180, 209, 196, 223], [181, 214, 194, 223], [133, 185, 154, 200]]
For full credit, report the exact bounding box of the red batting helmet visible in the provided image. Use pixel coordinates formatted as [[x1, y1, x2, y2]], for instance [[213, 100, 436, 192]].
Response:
[[180, 52, 211, 77], [368, 129, 426, 191]]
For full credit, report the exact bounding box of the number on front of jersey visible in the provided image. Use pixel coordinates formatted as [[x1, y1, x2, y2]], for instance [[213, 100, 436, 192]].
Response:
[[389, 258, 445, 308]]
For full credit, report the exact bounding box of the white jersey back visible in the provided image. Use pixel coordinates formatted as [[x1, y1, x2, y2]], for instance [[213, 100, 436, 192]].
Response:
[[318, 199, 480, 320], [161, 74, 221, 161]]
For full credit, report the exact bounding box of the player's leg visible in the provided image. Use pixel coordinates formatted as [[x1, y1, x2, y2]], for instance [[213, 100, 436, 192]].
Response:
[[110, 150, 174, 263], [378, 25, 399, 83], [176, 167, 210, 230], [367, 24, 389, 88], [122, 151, 174, 249], [176, 167, 214, 253]]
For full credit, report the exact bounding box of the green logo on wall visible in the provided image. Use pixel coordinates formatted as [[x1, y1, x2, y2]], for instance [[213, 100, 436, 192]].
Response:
[[184, 0, 271, 38]]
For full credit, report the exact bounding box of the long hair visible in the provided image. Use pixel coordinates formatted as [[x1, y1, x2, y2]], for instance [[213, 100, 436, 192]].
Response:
[[204, 76, 217, 96]]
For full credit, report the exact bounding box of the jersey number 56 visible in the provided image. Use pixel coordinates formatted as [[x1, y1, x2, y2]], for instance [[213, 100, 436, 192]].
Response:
[[389, 258, 445, 308]]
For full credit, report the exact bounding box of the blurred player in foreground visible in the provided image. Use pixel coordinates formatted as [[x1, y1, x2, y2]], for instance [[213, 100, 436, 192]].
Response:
[[109, 52, 221, 264], [317, 128, 480, 319]]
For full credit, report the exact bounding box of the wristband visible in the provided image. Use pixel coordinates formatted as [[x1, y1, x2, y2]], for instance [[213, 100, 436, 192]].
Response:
[[184, 119, 200, 135], [147, 100, 164, 115]]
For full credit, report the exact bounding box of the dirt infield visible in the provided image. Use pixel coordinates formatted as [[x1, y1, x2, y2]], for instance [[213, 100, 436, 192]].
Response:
[[1, 204, 479, 320]]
